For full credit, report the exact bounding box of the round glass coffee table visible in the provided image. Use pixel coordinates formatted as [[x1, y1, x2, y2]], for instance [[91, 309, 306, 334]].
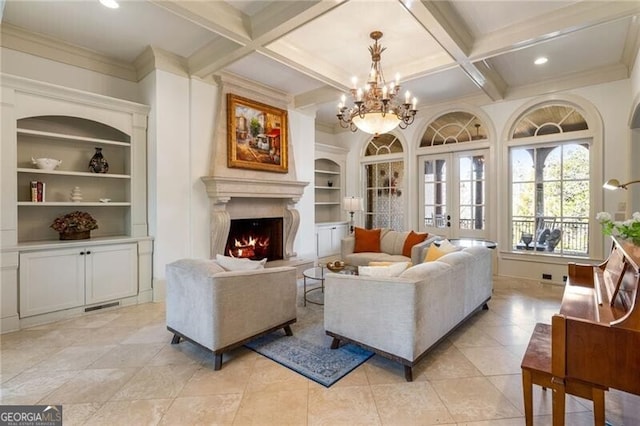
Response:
[[302, 264, 357, 306]]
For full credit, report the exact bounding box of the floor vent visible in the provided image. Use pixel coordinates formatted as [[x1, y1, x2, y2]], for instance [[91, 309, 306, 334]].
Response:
[[85, 301, 119, 312]]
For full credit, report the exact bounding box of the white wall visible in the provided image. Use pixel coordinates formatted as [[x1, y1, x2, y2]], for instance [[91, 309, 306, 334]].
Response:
[[1, 48, 140, 103]]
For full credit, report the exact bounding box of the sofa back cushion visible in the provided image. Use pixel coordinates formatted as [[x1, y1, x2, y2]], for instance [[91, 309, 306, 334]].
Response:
[[402, 231, 428, 257], [380, 230, 410, 255], [353, 227, 382, 253]]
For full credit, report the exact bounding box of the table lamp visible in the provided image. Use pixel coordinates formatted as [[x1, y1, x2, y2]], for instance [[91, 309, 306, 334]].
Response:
[[344, 196, 363, 233]]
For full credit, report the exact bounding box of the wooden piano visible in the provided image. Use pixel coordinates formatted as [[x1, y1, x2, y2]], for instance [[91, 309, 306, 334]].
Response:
[[551, 236, 640, 425]]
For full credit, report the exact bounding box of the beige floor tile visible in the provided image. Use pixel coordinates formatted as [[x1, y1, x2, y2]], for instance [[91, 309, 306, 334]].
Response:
[[308, 385, 381, 425], [122, 323, 173, 344], [413, 343, 483, 381], [160, 394, 242, 426], [61, 402, 103, 426], [0, 346, 57, 374], [180, 363, 253, 396], [233, 389, 308, 425], [431, 376, 522, 422], [362, 356, 407, 385], [110, 364, 198, 401], [244, 357, 309, 393], [41, 368, 138, 404], [457, 418, 523, 426], [148, 343, 210, 367], [371, 381, 455, 425], [481, 324, 538, 346], [86, 398, 172, 425], [0, 369, 77, 405], [448, 326, 503, 349], [27, 344, 115, 372], [457, 346, 523, 376], [88, 343, 164, 368]]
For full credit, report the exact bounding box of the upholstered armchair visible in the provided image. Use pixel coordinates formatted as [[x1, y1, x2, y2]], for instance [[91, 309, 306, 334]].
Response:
[[165, 258, 297, 370]]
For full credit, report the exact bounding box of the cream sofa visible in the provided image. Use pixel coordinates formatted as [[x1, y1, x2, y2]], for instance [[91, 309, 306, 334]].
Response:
[[166, 258, 297, 370], [324, 246, 493, 381], [341, 228, 442, 266]]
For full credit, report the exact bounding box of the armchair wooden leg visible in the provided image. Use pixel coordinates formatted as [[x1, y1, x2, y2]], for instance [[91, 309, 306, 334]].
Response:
[[283, 325, 293, 336], [214, 353, 222, 371], [330, 337, 340, 349], [522, 369, 533, 426], [171, 334, 181, 344], [404, 365, 413, 382]]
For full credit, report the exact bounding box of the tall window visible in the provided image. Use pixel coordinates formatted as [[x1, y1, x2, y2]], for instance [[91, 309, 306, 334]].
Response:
[[363, 134, 404, 230], [509, 104, 591, 256]]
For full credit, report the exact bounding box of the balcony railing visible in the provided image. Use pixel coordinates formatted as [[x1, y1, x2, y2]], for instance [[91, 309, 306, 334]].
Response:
[[512, 217, 589, 255]]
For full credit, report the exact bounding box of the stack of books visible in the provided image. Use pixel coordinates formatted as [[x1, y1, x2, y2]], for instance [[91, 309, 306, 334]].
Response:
[[30, 181, 46, 202]]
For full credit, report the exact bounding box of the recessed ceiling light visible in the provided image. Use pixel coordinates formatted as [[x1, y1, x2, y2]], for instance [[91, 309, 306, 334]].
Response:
[[534, 57, 548, 65], [99, 0, 119, 9]]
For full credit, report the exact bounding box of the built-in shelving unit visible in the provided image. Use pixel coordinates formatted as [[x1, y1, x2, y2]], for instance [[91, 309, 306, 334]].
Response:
[[315, 158, 342, 223], [0, 75, 152, 332], [15, 115, 135, 243]]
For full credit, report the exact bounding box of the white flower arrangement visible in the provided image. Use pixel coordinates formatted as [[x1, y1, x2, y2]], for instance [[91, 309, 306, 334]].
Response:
[[596, 211, 640, 245]]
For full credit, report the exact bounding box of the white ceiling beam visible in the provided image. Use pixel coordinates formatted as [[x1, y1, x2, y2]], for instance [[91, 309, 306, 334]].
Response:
[[621, 16, 640, 73], [183, 0, 345, 79], [470, 1, 640, 61], [149, 0, 251, 45], [401, 0, 506, 101]]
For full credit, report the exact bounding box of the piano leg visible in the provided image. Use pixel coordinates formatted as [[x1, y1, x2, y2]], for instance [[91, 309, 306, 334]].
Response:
[[552, 379, 566, 426]]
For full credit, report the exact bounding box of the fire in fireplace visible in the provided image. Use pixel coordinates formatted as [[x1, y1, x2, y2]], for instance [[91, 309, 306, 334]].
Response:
[[224, 217, 283, 261]]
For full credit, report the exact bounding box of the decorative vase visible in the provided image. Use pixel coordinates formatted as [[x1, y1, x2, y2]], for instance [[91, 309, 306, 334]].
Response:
[[59, 230, 90, 240], [70, 186, 83, 202], [89, 147, 109, 173]]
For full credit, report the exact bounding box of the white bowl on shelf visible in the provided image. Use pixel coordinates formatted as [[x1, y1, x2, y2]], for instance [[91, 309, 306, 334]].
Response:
[[32, 157, 61, 170]]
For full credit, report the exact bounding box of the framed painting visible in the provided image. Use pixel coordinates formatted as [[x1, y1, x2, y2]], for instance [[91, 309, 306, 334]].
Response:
[[227, 93, 288, 173]]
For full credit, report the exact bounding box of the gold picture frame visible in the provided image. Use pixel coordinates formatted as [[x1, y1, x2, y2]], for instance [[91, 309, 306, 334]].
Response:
[[227, 94, 288, 173]]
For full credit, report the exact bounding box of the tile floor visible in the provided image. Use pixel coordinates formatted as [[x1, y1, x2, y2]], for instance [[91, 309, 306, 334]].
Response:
[[1, 275, 639, 425]]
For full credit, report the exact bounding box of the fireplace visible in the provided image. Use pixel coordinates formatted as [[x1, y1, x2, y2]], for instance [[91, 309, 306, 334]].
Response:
[[224, 217, 283, 261]]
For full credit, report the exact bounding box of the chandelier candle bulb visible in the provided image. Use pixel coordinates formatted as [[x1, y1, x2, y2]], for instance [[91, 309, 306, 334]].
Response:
[[412, 97, 417, 110], [405, 91, 411, 104], [382, 85, 388, 99]]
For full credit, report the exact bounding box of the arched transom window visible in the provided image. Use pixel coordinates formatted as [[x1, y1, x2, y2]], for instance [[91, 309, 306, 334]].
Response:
[[420, 112, 487, 147], [512, 104, 588, 138]]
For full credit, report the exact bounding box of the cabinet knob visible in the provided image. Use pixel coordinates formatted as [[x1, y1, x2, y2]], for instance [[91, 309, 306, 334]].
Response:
[[80, 251, 85, 255], [86, 251, 91, 255]]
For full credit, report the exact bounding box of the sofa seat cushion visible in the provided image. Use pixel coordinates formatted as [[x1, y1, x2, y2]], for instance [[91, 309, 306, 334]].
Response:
[[345, 252, 411, 267]]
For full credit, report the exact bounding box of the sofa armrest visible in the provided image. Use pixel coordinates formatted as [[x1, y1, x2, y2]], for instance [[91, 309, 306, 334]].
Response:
[[341, 235, 355, 259], [410, 234, 443, 265]]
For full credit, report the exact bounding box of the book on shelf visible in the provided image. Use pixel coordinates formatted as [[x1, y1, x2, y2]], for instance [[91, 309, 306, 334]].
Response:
[[30, 181, 46, 202]]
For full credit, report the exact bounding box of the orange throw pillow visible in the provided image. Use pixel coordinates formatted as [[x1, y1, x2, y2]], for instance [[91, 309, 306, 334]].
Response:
[[353, 227, 381, 253], [402, 231, 428, 257]]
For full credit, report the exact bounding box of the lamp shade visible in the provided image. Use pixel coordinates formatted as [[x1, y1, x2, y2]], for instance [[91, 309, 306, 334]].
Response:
[[343, 196, 363, 212], [603, 179, 621, 190]]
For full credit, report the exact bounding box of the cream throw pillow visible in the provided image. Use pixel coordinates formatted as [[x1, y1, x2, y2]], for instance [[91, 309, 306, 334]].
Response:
[[358, 261, 411, 278], [215, 254, 267, 271], [437, 239, 459, 253]]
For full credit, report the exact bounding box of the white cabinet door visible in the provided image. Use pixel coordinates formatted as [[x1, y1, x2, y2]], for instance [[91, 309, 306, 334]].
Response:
[[85, 243, 137, 305], [316, 225, 333, 258], [19, 248, 85, 317], [332, 224, 349, 254]]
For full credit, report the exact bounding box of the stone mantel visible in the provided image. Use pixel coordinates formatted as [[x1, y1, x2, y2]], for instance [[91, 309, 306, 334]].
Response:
[[201, 176, 308, 204]]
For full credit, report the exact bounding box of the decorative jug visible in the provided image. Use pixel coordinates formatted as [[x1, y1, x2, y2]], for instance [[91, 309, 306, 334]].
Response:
[[89, 147, 109, 173]]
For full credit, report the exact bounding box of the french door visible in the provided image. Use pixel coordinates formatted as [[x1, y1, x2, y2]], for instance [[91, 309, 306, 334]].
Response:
[[419, 149, 489, 239]]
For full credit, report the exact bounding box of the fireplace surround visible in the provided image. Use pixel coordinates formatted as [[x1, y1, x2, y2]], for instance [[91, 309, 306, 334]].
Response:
[[200, 73, 308, 261]]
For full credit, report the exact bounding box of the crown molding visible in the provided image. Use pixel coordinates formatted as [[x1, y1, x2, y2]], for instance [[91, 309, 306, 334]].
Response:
[[134, 46, 189, 81], [1, 23, 137, 82]]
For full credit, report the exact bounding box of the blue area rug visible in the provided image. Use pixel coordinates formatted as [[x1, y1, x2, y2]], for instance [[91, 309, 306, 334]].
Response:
[[245, 332, 373, 387]]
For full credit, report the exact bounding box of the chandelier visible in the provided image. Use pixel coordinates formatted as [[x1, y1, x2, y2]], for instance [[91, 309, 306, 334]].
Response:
[[337, 31, 418, 136]]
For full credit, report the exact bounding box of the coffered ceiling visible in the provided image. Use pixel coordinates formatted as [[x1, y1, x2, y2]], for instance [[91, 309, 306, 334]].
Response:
[[2, 0, 639, 130]]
